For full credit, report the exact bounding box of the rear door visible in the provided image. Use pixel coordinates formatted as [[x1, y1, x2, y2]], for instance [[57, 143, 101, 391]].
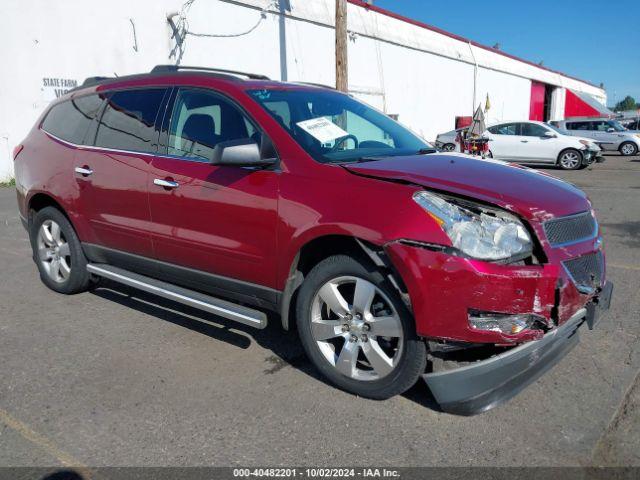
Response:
[[518, 122, 559, 163], [40, 94, 105, 243], [565, 121, 598, 142], [74, 88, 168, 261], [147, 87, 279, 301]]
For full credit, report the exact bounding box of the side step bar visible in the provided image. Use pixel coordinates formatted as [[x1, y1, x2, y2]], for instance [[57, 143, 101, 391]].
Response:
[[87, 264, 267, 329]]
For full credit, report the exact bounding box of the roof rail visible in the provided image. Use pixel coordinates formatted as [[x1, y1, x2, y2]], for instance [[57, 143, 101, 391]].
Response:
[[81, 76, 111, 87], [150, 65, 270, 80], [291, 81, 336, 90], [65, 76, 112, 94]]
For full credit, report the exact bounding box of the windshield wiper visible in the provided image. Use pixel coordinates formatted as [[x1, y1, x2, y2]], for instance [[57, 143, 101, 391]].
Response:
[[417, 147, 437, 154], [354, 157, 381, 163]]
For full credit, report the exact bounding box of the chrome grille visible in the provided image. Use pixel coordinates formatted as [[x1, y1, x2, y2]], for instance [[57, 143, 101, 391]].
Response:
[[543, 211, 596, 246], [563, 251, 604, 294]]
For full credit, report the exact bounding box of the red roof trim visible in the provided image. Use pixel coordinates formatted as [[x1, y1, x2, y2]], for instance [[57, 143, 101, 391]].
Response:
[[347, 0, 598, 89]]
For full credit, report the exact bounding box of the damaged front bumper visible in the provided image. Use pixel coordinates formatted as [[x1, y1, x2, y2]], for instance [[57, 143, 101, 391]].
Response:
[[423, 281, 613, 415], [582, 147, 601, 165]]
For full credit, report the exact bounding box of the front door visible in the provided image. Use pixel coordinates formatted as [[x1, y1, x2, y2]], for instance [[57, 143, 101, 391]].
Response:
[[74, 88, 168, 259], [517, 122, 558, 163], [591, 120, 620, 150], [147, 87, 279, 297], [486, 123, 524, 160]]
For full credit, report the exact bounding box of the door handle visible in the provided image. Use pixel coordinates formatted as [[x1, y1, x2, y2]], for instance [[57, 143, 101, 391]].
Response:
[[75, 166, 93, 176], [520, 140, 529, 143], [154, 178, 180, 189]]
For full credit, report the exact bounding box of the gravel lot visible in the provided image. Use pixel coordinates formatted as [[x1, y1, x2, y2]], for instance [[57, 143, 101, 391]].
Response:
[[1, 153, 639, 469]]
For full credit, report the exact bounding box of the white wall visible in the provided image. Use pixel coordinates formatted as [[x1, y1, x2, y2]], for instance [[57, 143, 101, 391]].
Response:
[[0, 0, 604, 180], [475, 68, 532, 127]]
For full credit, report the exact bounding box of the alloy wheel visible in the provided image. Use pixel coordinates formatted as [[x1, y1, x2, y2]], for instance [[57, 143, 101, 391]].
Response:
[[621, 143, 636, 156], [37, 220, 71, 283], [310, 276, 404, 381], [560, 151, 580, 169]]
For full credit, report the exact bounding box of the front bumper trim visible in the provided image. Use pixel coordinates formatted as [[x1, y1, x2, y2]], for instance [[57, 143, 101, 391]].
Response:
[[423, 306, 589, 416]]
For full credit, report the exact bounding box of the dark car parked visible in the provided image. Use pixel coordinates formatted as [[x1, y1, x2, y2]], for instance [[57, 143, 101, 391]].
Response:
[[621, 118, 639, 131], [12, 66, 612, 414]]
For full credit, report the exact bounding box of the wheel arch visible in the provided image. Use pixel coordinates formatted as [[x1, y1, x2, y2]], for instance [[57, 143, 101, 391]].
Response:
[[279, 234, 408, 331], [27, 192, 72, 227], [556, 147, 583, 166], [619, 141, 638, 155]]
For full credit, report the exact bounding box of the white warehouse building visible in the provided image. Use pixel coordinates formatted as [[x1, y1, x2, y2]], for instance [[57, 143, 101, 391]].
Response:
[[0, 0, 608, 180]]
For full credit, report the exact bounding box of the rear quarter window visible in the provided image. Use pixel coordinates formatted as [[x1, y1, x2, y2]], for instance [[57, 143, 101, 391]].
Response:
[[41, 94, 104, 144]]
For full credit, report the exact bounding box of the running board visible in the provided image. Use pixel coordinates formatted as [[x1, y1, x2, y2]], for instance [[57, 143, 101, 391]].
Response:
[[86, 264, 267, 329]]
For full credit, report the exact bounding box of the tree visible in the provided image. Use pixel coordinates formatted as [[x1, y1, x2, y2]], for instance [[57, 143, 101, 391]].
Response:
[[614, 95, 639, 112]]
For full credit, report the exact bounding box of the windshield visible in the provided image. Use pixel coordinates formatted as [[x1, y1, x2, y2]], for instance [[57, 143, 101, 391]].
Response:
[[607, 120, 627, 132], [247, 88, 432, 163], [545, 123, 570, 135]]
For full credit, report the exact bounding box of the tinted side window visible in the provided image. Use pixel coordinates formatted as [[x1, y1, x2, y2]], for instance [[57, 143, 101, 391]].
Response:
[[41, 95, 103, 144], [490, 123, 518, 135], [567, 122, 591, 131], [167, 89, 259, 162], [521, 123, 549, 137], [95, 89, 166, 153]]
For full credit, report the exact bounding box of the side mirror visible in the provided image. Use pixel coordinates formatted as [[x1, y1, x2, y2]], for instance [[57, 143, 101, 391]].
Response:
[[543, 131, 557, 138], [210, 138, 277, 167], [606, 127, 615, 133]]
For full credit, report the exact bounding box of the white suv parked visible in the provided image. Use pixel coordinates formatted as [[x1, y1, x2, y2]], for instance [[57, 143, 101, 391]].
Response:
[[484, 120, 602, 170]]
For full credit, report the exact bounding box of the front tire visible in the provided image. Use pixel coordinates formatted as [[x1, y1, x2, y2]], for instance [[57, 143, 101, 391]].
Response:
[[558, 149, 583, 170], [619, 142, 638, 156], [296, 254, 426, 399], [29, 206, 92, 294]]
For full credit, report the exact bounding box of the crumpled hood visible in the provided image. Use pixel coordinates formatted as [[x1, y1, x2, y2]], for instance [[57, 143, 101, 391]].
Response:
[[343, 153, 589, 222]]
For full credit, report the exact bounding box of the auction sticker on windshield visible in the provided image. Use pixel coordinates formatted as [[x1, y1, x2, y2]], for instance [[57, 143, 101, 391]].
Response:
[[296, 117, 348, 143]]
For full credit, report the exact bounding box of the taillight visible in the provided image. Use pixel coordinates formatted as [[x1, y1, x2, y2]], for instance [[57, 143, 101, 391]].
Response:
[[12, 144, 24, 160]]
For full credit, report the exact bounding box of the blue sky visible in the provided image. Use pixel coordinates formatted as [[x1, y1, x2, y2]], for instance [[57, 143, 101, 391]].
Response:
[[374, 0, 640, 107]]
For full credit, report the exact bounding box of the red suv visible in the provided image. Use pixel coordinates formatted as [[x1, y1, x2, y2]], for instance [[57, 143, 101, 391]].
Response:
[[13, 65, 612, 415]]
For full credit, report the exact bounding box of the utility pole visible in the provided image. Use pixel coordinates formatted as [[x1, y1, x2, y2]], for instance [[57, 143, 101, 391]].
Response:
[[335, 0, 348, 92]]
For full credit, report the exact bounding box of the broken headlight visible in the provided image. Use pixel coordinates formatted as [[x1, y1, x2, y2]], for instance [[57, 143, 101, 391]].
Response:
[[468, 311, 548, 334], [412, 190, 532, 261]]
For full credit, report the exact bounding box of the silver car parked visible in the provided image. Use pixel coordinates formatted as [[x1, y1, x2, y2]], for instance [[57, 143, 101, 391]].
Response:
[[434, 127, 464, 151], [552, 118, 640, 156]]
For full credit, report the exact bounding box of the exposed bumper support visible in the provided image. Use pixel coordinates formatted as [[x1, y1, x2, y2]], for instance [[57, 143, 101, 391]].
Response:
[[423, 281, 613, 415]]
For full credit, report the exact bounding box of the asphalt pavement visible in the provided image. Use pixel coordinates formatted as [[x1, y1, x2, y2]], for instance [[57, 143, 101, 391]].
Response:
[[0, 153, 639, 469]]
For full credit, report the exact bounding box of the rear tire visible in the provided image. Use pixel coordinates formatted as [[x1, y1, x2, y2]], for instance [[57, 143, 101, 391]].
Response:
[[442, 143, 456, 152], [29, 206, 92, 294], [558, 149, 583, 170], [619, 142, 638, 156], [296, 254, 426, 400]]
